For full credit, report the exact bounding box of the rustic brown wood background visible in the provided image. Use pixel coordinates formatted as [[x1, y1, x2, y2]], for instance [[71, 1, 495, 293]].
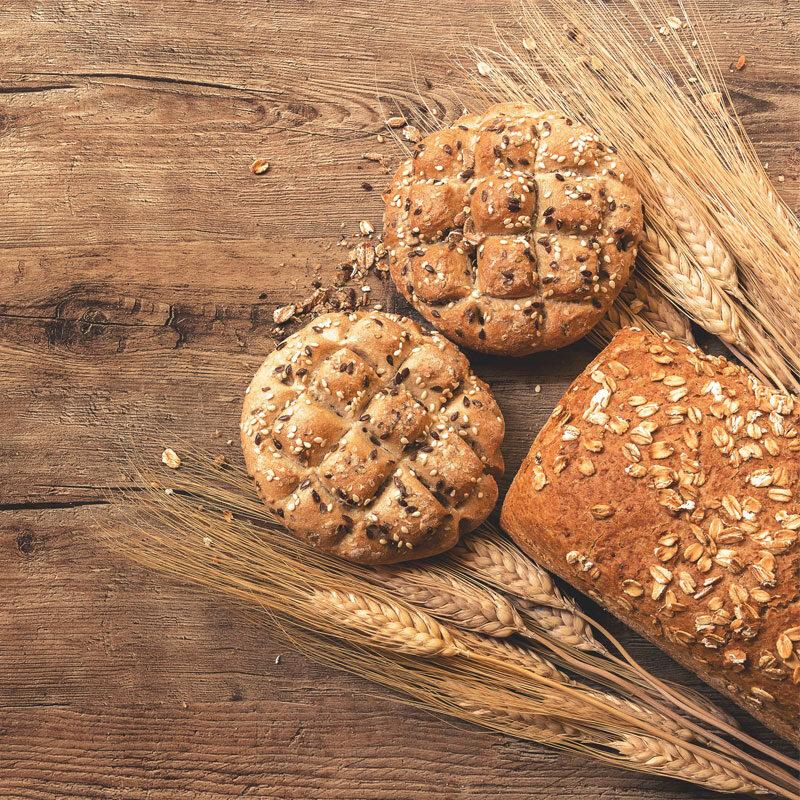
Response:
[[1, 2, 797, 798]]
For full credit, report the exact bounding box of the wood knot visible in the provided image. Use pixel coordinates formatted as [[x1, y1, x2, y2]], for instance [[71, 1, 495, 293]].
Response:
[[17, 532, 34, 555]]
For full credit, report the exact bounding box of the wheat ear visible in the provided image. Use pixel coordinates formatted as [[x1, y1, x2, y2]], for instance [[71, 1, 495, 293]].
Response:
[[516, 598, 600, 653], [594, 692, 694, 744], [639, 226, 741, 342], [594, 285, 694, 347], [447, 531, 569, 609], [375, 566, 524, 637], [622, 276, 695, 344], [463, 631, 695, 743], [610, 735, 764, 795], [455, 696, 580, 741], [320, 586, 693, 744], [313, 589, 462, 657], [649, 171, 739, 294], [459, 630, 569, 683], [593, 294, 640, 344], [378, 567, 697, 744]]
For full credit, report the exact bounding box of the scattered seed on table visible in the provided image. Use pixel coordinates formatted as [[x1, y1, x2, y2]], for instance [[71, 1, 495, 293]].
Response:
[[162, 448, 181, 469], [249, 159, 271, 175]]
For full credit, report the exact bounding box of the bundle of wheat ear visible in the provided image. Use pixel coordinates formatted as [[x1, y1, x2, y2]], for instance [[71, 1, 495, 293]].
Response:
[[108, 446, 799, 798]]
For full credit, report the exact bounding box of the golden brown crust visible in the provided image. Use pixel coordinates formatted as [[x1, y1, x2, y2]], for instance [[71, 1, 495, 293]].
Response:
[[241, 311, 504, 564], [501, 328, 800, 744], [382, 102, 643, 356]]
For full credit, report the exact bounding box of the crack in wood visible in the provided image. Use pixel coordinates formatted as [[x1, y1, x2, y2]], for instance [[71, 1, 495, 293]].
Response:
[[0, 498, 109, 512], [0, 83, 76, 94], [28, 70, 284, 98]]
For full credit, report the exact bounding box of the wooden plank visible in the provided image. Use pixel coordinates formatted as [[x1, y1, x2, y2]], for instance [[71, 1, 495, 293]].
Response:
[[0, 76, 795, 250], [0, 236, 587, 504], [0, 3, 797, 254]]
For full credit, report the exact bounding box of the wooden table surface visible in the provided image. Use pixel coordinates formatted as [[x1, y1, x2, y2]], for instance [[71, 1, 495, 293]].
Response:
[[1, 2, 797, 798]]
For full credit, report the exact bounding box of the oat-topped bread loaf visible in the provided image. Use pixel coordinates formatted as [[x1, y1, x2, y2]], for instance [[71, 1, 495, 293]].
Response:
[[383, 102, 643, 356], [241, 311, 504, 564], [501, 328, 800, 743]]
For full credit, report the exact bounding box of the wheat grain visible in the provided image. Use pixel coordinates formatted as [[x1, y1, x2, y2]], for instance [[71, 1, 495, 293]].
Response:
[[313, 589, 463, 657], [447, 531, 567, 609], [375, 566, 524, 637], [610, 734, 764, 794]]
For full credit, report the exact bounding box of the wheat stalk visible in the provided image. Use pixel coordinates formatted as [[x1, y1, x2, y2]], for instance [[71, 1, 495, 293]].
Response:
[[637, 225, 794, 390], [610, 735, 765, 795], [464, 0, 800, 390], [316, 587, 688, 746], [315, 589, 638, 737], [434, 532, 746, 744], [109, 451, 800, 798], [376, 562, 718, 749], [649, 171, 739, 295], [133, 444, 795, 776]]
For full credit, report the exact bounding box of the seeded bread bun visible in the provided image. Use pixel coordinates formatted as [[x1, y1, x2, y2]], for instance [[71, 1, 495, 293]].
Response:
[[500, 328, 800, 744], [241, 311, 504, 564], [382, 102, 642, 356]]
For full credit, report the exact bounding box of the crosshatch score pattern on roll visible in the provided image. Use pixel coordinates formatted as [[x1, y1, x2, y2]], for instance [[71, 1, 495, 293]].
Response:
[[383, 102, 644, 356], [241, 311, 505, 564]]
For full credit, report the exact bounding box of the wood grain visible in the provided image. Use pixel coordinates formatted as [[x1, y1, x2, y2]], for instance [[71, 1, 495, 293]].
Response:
[[0, 1, 797, 797]]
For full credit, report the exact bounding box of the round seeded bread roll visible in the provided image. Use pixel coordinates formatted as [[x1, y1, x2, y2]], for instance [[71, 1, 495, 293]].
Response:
[[383, 102, 643, 356], [241, 311, 505, 564]]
